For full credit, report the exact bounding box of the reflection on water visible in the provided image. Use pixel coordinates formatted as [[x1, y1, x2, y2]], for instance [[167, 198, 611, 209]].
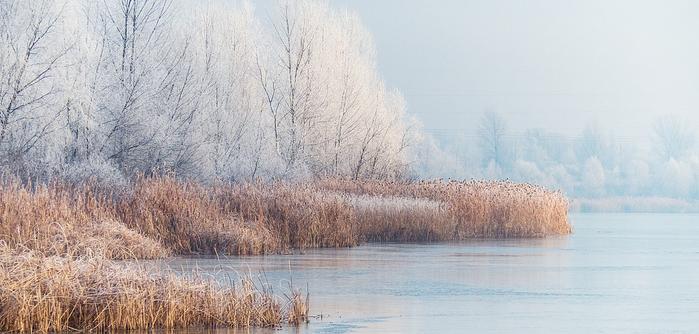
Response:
[[162, 213, 699, 334]]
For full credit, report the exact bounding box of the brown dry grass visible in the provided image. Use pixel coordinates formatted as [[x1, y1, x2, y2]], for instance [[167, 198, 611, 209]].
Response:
[[316, 179, 571, 239], [0, 180, 168, 260], [0, 176, 570, 259], [217, 183, 358, 250], [0, 243, 307, 332], [111, 177, 281, 256], [0, 176, 567, 332]]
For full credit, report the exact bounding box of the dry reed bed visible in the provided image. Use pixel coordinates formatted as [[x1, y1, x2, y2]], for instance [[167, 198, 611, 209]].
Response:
[[0, 176, 566, 332], [0, 180, 167, 259], [0, 243, 308, 333], [0, 177, 571, 259], [112, 178, 282, 256], [316, 179, 571, 239]]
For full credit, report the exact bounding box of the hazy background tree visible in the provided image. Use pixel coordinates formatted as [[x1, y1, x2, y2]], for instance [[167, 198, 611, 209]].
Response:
[[653, 115, 695, 161], [478, 111, 509, 170]]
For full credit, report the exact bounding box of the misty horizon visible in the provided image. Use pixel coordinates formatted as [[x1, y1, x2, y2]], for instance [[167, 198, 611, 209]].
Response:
[[318, 0, 699, 141]]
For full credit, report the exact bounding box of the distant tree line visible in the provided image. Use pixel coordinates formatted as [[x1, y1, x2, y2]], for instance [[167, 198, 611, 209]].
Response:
[[413, 111, 699, 199]]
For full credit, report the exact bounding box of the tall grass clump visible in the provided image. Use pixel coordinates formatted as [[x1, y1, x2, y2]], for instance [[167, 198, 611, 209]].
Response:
[[316, 179, 571, 239], [106, 177, 356, 255], [0, 179, 167, 259], [111, 177, 281, 256], [0, 243, 308, 333], [217, 183, 359, 250]]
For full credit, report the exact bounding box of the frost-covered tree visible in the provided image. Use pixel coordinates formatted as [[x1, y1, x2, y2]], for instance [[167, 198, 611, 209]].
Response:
[[581, 157, 606, 197], [653, 115, 695, 161], [408, 131, 467, 180], [478, 111, 508, 168], [186, 5, 274, 181], [59, 0, 181, 175], [259, 0, 411, 179], [0, 0, 428, 183], [577, 123, 619, 168], [621, 159, 650, 195], [658, 158, 694, 198], [0, 0, 70, 176]]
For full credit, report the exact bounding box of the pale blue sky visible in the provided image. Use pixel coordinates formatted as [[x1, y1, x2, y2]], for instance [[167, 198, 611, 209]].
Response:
[[251, 0, 699, 139]]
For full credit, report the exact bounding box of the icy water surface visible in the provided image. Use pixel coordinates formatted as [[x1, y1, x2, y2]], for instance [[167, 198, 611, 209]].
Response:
[[164, 213, 699, 333]]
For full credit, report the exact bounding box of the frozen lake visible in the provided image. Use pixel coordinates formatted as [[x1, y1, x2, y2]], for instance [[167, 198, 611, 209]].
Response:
[[164, 213, 699, 333]]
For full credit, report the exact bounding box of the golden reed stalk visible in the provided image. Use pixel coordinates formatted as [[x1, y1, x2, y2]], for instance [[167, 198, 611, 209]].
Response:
[[0, 243, 307, 332]]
